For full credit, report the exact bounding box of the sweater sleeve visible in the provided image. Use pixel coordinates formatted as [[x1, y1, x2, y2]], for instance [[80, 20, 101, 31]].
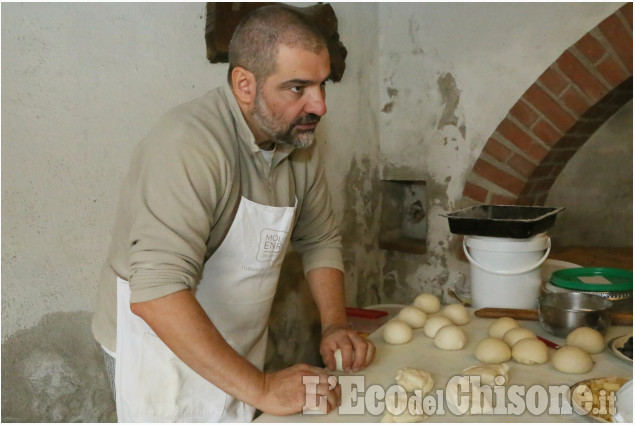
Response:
[[125, 110, 231, 303], [290, 145, 344, 276]]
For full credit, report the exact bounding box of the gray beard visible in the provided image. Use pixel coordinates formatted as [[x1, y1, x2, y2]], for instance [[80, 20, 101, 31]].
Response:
[[252, 92, 316, 149]]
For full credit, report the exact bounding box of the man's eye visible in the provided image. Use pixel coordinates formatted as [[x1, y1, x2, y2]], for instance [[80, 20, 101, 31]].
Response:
[[291, 86, 304, 94]]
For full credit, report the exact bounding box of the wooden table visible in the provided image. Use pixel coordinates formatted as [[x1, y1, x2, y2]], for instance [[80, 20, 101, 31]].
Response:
[[549, 246, 632, 271], [255, 311, 632, 423]]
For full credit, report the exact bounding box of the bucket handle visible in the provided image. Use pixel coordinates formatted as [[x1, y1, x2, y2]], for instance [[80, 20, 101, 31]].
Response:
[[463, 237, 551, 276]]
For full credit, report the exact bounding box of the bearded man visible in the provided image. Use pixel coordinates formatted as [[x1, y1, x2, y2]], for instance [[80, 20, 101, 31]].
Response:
[[91, 5, 374, 422]]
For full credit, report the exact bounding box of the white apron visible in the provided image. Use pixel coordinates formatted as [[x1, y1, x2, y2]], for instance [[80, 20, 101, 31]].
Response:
[[115, 196, 296, 422]]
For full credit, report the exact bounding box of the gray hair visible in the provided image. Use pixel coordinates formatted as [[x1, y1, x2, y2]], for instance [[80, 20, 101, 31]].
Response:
[[227, 5, 327, 84]]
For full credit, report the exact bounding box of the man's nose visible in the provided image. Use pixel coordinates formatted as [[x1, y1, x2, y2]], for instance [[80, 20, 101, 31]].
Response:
[[305, 88, 327, 116]]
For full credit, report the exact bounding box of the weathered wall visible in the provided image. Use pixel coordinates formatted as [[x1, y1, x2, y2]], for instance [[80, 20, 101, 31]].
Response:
[[1, 312, 116, 422], [1, 2, 630, 422], [375, 3, 627, 306], [2, 4, 228, 421], [546, 100, 633, 247], [2, 2, 227, 339]]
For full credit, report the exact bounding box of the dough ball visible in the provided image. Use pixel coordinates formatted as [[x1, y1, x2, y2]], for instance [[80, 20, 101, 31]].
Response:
[[488, 317, 519, 339], [552, 346, 594, 374], [511, 338, 548, 365], [442, 303, 471, 325], [423, 315, 453, 338], [383, 320, 413, 345], [474, 337, 512, 364], [502, 327, 536, 347], [397, 306, 428, 329], [566, 327, 605, 354], [395, 367, 434, 394], [462, 363, 510, 387], [434, 325, 467, 350], [413, 293, 441, 314]]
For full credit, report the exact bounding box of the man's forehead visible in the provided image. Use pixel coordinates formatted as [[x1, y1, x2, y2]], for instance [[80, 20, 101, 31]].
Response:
[[273, 45, 330, 78]]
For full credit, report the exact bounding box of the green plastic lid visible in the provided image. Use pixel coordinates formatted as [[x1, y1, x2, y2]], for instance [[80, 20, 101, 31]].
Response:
[[550, 267, 633, 292]]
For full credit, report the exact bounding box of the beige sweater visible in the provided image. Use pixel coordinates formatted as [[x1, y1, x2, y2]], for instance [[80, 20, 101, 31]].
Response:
[[92, 85, 344, 352]]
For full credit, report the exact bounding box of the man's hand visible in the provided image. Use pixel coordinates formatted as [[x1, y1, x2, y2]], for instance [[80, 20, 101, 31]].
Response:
[[304, 267, 375, 372], [131, 290, 341, 417], [320, 325, 376, 372], [255, 364, 341, 416]]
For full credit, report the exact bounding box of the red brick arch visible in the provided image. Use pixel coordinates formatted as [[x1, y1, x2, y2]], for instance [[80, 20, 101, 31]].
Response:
[[463, 3, 633, 206]]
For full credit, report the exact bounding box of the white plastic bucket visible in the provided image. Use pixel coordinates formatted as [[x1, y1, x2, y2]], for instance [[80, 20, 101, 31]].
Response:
[[464, 233, 551, 309]]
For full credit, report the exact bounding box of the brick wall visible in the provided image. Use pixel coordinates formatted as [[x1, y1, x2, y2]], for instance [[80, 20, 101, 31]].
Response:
[[463, 3, 633, 206]]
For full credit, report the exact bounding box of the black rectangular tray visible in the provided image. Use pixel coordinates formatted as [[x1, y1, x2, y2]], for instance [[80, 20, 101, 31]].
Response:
[[442, 205, 564, 239]]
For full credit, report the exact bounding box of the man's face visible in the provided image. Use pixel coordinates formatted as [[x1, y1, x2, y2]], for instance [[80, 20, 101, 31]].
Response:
[[251, 45, 330, 149]]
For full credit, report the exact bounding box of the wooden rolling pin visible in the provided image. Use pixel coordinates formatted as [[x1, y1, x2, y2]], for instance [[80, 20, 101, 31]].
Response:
[[474, 308, 633, 326]]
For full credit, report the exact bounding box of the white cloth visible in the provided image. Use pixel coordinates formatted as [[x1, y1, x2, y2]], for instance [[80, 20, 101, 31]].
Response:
[[115, 196, 296, 422]]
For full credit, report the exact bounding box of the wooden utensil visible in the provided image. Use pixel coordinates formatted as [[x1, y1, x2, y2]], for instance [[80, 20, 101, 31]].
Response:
[[474, 307, 633, 326]]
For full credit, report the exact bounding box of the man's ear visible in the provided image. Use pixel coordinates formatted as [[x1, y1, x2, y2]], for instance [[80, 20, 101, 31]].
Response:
[[231, 66, 257, 105]]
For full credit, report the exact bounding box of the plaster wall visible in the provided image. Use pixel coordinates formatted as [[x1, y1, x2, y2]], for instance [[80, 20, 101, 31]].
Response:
[[2, 2, 227, 340], [375, 3, 626, 305], [546, 100, 633, 247], [2, 4, 228, 421]]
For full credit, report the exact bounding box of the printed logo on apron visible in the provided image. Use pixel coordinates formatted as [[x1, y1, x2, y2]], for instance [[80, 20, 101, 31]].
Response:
[[258, 228, 288, 262], [115, 196, 296, 422]]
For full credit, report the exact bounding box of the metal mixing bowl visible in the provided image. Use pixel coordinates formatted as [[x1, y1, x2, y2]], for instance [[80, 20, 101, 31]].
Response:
[[538, 292, 613, 337]]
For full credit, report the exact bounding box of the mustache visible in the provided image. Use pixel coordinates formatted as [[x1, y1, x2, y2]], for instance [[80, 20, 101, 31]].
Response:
[[293, 114, 321, 127]]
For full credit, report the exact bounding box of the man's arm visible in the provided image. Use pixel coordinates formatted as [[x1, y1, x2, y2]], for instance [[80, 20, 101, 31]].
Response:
[[306, 267, 375, 373], [130, 289, 339, 415]]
